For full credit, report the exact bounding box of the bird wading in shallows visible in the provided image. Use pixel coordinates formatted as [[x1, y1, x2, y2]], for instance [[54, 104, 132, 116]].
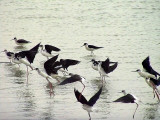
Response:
[[12, 37, 31, 46], [74, 87, 103, 120], [133, 56, 160, 101], [113, 90, 140, 119], [15, 43, 41, 83], [39, 44, 61, 59], [89, 59, 100, 71], [43, 55, 62, 82], [98, 58, 118, 84], [81, 43, 103, 55], [33, 68, 54, 97], [2, 49, 14, 63]]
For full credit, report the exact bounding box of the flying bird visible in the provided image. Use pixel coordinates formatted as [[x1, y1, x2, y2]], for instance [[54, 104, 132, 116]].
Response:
[[113, 90, 140, 119], [133, 57, 160, 101], [142, 56, 160, 78], [74, 86, 103, 120]]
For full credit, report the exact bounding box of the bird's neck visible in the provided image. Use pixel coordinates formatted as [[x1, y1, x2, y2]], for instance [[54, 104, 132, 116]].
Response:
[[85, 44, 88, 48], [123, 91, 127, 95]]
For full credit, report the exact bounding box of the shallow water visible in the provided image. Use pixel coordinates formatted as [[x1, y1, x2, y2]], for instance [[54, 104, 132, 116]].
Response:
[[0, 0, 160, 120]]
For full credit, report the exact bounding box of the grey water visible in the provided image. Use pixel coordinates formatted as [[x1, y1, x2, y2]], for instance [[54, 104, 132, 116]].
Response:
[[0, 0, 160, 120]]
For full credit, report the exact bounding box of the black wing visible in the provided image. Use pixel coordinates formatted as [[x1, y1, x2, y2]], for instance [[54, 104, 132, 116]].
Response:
[[17, 39, 30, 43], [45, 45, 61, 54], [44, 55, 59, 75], [150, 78, 160, 86], [101, 58, 110, 73], [113, 94, 135, 103], [142, 56, 160, 77], [30, 42, 41, 52], [88, 87, 103, 106], [60, 59, 80, 70], [59, 75, 81, 85], [52, 61, 62, 69], [74, 88, 88, 105], [142, 56, 151, 72], [108, 62, 118, 73], [25, 43, 41, 63], [88, 45, 103, 49]]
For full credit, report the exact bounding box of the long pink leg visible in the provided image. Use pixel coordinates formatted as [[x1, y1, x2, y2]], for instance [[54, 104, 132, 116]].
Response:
[[26, 66, 29, 84], [79, 82, 85, 100]]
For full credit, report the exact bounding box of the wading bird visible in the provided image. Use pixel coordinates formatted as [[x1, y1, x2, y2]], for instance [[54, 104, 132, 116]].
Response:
[[39, 44, 61, 59], [98, 58, 118, 83], [12, 37, 31, 46], [15, 43, 41, 83], [113, 90, 140, 119], [82, 43, 103, 55], [2, 49, 14, 63], [133, 56, 160, 101], [33, 68, 54, 96], [59, 59, 80, 75]]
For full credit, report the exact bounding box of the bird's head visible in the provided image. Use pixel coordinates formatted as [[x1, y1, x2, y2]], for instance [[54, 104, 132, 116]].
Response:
[[132, 69, 141, 72], [2, 49, 7, 52], [39, 45, 43, 48], [69, 73, 74, 76], [120, 90, 127, 95], [81, 43, 88, 47], [32, 68, 39, 71], [12, 37, 17, 41], [16, 55, 22, 59]]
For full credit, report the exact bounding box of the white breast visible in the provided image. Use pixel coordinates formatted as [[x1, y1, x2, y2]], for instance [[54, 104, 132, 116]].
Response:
[[85, 45, 94, 51], [12, 58, 21, 64], [82, 104, 93, 112], [41, 50, 53, 57], [138, 71, 156, 79], [98, 63, 106, 76], [92, 64, 98, 71]]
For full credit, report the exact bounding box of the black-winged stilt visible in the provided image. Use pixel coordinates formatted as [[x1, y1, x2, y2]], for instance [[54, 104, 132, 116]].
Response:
[[59, 59, 80, 75], [98, 58, 118, 83], [39, 44, 61, 59], [2, 49, 14, 63], [133, 56, 160, 101], [12, 37, 31, 46], [15, 43, 41, 83], [90, 59, 100, 71], [142, 56, 160, 78], [33, 68, 54, 96], [82, 43, 103, 55], [113, 90, 140, 119], [74, 86, 103, 120], [44, 55, 62, 82]]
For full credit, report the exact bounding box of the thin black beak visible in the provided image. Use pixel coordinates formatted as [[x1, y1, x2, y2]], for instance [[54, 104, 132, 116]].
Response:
[[81, 45, 84, 47], [132, 71, 137, 72]]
